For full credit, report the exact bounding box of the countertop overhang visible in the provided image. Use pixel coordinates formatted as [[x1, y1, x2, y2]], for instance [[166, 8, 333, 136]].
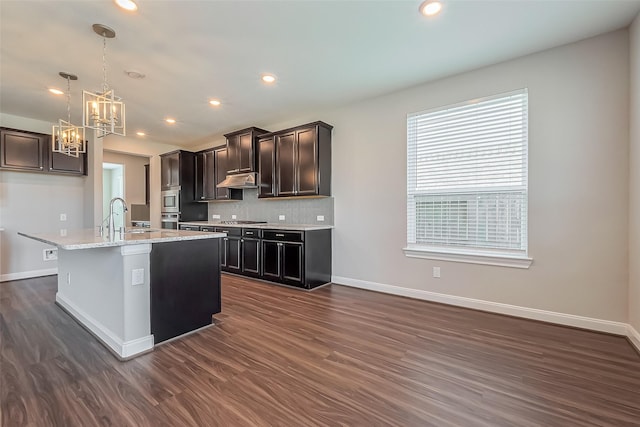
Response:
[[19, 228, 226, 250]]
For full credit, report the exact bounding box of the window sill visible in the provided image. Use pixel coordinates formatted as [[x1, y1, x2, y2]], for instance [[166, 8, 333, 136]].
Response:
[[402, 246, 532, 269]]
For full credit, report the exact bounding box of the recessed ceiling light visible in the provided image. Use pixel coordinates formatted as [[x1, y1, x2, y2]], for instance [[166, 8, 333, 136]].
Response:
[[261, 74, 276, 84], [209, 99, 221, 106], [165, 118, 176, 124], [419, 0, 442, 16], [125, 70, 145, 79], [114, 0, 138, 11], [136, 131, 146, 136], [48, 88, 64, 95]]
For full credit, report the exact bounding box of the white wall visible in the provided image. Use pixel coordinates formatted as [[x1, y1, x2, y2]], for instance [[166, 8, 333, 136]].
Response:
[[324, 30, 630, 323], [103, 151, 149, 225], [0, 113, 85, 280], [629, 14, 640, 334]]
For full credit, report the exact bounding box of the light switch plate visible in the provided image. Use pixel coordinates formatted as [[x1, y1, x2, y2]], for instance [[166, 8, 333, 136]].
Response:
[[231, 214, 237, 219], [59, 213, 67, 221], [279, 215, 285, 221], [212, 214, 221, 219], [433, 267, 441, 278], [317, 215, 325, 222], [132, 269, 144, 286], [60, 229, 67, 237]]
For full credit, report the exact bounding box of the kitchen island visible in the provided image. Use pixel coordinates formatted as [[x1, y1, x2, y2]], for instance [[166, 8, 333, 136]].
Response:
[[19, 228, 225, 359]]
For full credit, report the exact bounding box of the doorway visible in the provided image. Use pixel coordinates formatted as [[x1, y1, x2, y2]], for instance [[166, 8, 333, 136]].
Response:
[[103, 162, 125, 229]]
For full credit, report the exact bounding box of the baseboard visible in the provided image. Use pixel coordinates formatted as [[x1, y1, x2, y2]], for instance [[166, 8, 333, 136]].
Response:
[[56, 293, 154, 359], [628, 324, 640, 353], [0, 268, 58, 283], [332, 276, 629, 336]]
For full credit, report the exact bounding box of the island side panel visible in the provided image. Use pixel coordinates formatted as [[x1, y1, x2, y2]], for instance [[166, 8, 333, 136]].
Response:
[[56, 246, 126, 343], [150, 238, 221, 343]]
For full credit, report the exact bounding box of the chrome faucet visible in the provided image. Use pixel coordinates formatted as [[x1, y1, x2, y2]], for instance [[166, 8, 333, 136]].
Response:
[[108, 197, 128, 238]]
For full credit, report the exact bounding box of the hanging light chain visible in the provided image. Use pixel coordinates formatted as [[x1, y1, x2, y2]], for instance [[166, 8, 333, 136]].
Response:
[[66, 76, 72, 123], [102, 33, 109, 93]]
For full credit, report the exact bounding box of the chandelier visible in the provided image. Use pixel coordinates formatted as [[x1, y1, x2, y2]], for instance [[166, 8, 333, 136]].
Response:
[[52, 72, 86, 157], [83, 24, 126, 138]]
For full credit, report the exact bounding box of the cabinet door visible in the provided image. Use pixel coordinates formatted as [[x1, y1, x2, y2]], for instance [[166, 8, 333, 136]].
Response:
[[262, 241, 281, 281], [0, 128, 47, 171], [226, 135, 240, 174], [276, 131, 296, 196], [296, 127, 318, 195], [282, 242, 304, 286], [238, 132, 254, 173], [202, 150, 216, 200], [144, 164, 150, 204], [242, 238, 261, 276], [195, 152, 204, 200], [220, 238, 228, 269], [170, 153, 180, 187], [161, 153, 179, 189], [226, 237, 242, 272], [214, 147, 230, 200], [258, 136, 276, 198], [50, 149, 86, 175]]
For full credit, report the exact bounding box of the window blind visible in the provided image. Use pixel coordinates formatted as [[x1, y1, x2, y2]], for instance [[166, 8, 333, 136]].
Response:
[[407, 89, 528, 254]]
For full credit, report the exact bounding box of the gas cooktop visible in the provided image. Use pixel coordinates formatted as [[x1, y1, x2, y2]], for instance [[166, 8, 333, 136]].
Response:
[[220, 220, 267, 225]]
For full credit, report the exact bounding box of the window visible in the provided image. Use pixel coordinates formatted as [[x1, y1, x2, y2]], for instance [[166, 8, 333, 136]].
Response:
[[405, 89, 531, 268]]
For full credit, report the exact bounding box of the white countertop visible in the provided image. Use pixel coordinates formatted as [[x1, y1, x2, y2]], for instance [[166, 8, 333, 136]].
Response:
[[19, 228, 225, 250], [179, 221, 333, 231]]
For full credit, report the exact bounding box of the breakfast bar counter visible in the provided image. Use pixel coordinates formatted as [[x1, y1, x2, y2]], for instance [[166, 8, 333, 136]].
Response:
[[19, 228, 225, 359]]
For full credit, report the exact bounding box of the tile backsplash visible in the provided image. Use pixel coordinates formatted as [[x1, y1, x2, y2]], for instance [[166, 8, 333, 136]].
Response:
[[207, 189, 334, 225]]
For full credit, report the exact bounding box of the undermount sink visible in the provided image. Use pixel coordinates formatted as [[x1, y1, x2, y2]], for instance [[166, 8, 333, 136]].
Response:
[[125, 228, 160, 234]]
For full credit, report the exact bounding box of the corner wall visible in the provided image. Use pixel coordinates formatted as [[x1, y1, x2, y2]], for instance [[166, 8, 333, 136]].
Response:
[[0, 113, 85, 281], [629, 14, 640, 342], [325, 30, 631, 325]]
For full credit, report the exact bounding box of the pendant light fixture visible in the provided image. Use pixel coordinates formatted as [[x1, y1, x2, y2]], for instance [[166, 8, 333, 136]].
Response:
[[52, 72, 86, 157], [83, 24, 126, 138]]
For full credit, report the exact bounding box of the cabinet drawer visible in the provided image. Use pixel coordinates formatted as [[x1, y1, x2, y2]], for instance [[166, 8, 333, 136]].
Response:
[[262, 230, 303, 242], [214, 227, 242, 236], [242, 228, 261, 238]]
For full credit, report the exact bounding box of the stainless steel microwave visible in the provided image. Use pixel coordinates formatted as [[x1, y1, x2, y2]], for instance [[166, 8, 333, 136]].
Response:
[[161, 189, 180, 213]]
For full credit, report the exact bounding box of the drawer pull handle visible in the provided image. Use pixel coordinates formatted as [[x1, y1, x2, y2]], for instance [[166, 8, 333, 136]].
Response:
[[276, 234, 285, 237], [246, 232, 253, 235]]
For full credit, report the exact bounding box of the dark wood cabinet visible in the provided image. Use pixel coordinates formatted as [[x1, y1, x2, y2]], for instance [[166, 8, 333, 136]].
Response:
[[160, 151, 180, 189], [261, 239, 303, 287], [0, 127, 87, 176], [258, 121, 332, 198], [160, 150, 207, 220], [224, 127, 269, 174], [241, 237, 261, 277], [215, 227, 242, 273], [257, 136, 276, 198], [196, 146, 242, 201], [144, 164, 150, 205]]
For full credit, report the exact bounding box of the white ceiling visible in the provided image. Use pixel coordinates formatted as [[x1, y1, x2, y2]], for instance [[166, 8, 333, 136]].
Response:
[[1, 0, 639, 148]]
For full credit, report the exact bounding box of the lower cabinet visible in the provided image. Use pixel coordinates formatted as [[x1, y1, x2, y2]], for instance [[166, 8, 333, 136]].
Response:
[[183, 224, 331, 289]]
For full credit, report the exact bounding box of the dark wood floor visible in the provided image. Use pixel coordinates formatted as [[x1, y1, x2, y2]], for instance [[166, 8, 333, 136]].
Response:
[[1, 274, 639, 426]]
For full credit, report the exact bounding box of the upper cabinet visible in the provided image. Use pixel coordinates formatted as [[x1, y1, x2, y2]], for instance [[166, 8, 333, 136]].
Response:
[[0, 127, 86, 176], [258, 121, 332, 198], [224, 127, 269, 174], [160, 151, 181, 189], [195, 146, 242, 201]]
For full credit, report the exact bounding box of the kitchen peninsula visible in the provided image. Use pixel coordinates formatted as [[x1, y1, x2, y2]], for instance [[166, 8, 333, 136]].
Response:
[[18, 228, 225, 359]]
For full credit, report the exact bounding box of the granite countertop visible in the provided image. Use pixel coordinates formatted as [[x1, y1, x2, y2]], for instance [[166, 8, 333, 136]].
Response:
[[179, 221, 334, 231], [18, 228, 226, 250]]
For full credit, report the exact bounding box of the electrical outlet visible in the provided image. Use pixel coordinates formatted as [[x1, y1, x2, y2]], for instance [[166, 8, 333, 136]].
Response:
[[279, 215, 285, 221], [212, 214, 221, 220], [60, 229, 67, 237], [231, 214, 237, 220], [433, 267, 441, 278], [132, 269, 144, 286], [59, 213, 67, 221], [317, 215, 325, 222], [43, 248, 58, 261]]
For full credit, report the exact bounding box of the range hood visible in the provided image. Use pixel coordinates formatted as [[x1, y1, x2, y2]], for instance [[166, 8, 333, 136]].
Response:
[[217, 172, 258, 189]]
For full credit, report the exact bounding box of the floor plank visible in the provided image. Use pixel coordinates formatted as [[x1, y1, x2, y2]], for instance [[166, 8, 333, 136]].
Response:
[[1, 274, 639, 426]]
